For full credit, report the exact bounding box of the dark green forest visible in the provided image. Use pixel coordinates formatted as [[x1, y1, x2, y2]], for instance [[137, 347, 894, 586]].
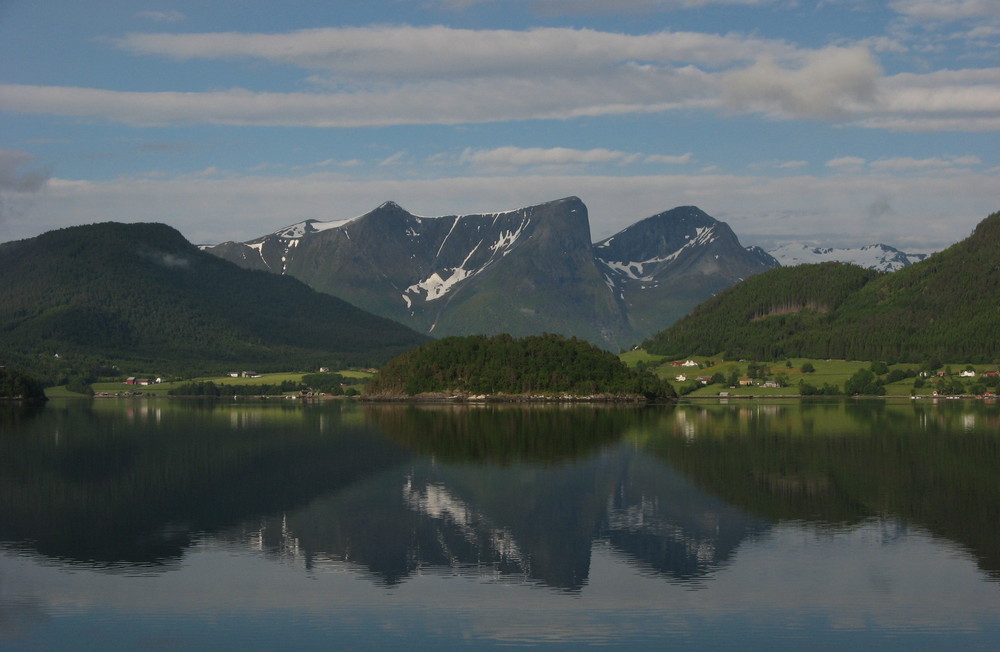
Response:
[[644, 211, 1000, 363], [364, 333, 676, 399], [0, 222, 429, 384], [0, 368, 47, 402]]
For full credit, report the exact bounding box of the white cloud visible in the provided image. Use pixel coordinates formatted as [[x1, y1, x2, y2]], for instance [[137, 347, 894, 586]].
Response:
[[869, 155, 981, 170], [460, 146, 643, 168], [644, 153, 694, 165], [113, 25, 791, 74], [722, 46, 882, 120], [826, 154, 981, 172], [826, 156, 867, 169], [303, 158, 363, 169], [775, 160, 808, 169], [0, 26, 995, 132], [136, 10, 186, 23], [0, 71, 718, 127], [751, 159, 809, 170], [434, 0, 778, 10], [890, 0, 1000, 23], [379, 151, 408, 166], [851, 67, 1000, 132]]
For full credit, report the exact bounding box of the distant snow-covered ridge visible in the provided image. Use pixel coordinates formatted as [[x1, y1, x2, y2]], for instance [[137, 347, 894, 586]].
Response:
[[767, 242, 932, 273]]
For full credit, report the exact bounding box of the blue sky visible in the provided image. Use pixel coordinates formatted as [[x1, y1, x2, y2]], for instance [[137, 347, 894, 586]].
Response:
[[1, 0, 998, 250]]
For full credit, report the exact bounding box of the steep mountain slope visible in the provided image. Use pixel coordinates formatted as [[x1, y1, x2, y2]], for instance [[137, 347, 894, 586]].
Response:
[[594, 206, 779, 337], [212, 197, 634, 349], [208, 199, 774, 349], [0, 222, 429, 379], [768, 242, 929, 272], [644, 210, 1000, 363]]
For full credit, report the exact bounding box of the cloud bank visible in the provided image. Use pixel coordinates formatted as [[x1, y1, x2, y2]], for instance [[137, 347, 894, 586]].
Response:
[[1, 25, 994, 131]]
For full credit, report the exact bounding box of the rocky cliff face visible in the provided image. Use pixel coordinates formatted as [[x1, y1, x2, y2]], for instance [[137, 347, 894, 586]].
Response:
[[207, 199, 776, 349]]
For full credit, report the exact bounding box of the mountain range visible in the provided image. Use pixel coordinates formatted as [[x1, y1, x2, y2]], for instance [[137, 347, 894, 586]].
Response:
[[643, 210, 1000, 363], [0, 222, 429, 381], [206, 197, 778, 350], [767, 242, 930, 272]]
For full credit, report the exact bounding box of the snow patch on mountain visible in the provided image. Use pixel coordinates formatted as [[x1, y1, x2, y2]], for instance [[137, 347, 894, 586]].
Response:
[[271, 217, 358, 240], [598, 225, 717, 281], [406, 266, 473, 303], [246, 241, 268, 268], [489, 219, 530, 255]]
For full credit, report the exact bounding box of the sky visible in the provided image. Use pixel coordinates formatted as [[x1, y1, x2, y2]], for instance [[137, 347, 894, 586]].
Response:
[[1, 0, 998, 251]]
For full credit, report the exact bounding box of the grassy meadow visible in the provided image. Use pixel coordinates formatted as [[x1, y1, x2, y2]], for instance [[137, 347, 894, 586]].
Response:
[[621, 350, 998, 398], [47, 369, 376, 398], [44, 350, 997, 400]]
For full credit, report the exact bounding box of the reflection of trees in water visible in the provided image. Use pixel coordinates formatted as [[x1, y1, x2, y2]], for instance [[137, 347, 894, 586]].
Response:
[[4, 400, 996, 590], [364, 403, 642, 465], [0, 400, 409, 568], [645, 400, 1000, 581]]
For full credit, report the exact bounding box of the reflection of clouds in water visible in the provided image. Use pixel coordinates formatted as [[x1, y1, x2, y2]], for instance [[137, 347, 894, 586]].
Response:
[[698, 519, 995, 630], [1, 518, 998, 646]]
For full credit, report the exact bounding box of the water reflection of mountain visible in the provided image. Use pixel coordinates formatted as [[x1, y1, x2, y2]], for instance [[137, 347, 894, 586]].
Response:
[[229, 405, 768, 591], [605, 453, 769, 582], [6, 400, 994, 591]]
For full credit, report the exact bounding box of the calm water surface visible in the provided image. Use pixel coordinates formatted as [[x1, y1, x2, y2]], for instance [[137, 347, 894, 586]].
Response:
[[1, 398, 998, 650]]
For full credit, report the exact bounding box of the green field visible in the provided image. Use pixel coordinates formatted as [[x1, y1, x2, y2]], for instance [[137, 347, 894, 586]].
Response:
[[46, 353, 998, 400], [621, 351, 998, 398], [50, 369, 376, 398]]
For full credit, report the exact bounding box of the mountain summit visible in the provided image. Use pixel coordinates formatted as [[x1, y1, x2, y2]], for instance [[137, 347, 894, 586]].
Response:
[[594, 206, 779, 337], [207, 198, 777, 349]]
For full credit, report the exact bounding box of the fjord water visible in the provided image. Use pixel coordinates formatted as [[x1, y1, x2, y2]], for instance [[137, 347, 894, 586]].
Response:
[[1, 399, 998, 650]]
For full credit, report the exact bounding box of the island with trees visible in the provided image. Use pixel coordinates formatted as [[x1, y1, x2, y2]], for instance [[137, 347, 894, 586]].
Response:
[[362, 333, 676, 401]]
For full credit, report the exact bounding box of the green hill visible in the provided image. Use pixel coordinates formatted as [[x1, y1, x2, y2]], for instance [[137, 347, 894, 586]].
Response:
[[0, 222, 429, 382], [364, 333, 676, 400], [644, 211, 1000, 363]]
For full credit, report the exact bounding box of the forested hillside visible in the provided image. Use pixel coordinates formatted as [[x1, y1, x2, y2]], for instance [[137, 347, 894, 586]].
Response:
[[644, 211, 1000, 363], [364, 333, 676, 399], [0, 222, 429, 383]]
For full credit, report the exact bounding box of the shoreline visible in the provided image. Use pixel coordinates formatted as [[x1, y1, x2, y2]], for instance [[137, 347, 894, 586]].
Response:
[[360, 391, 664, 403]]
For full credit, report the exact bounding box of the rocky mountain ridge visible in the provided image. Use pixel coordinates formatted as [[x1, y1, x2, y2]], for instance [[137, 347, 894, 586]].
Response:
[[206, 197, 778, 350]]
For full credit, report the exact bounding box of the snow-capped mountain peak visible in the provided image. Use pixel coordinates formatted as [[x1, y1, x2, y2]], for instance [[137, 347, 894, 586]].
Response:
[[767, 242, 930, 272]]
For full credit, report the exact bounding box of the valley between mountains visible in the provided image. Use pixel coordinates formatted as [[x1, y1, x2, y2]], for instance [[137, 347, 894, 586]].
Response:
[[206, 196, 777, 351]]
